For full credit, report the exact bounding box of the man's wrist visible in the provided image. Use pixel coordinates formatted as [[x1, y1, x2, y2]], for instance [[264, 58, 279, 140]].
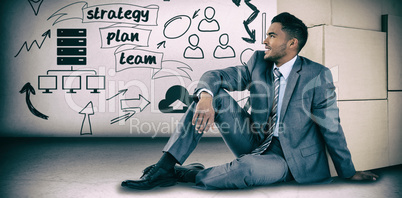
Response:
[[200, 92, 212, 100]]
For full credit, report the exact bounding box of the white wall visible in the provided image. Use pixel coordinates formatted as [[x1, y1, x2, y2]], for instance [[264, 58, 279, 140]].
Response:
[[0, 0, 276, 137]]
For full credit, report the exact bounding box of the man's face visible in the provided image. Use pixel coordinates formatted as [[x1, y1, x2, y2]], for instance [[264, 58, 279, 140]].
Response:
[[263, 22, 290, 63]]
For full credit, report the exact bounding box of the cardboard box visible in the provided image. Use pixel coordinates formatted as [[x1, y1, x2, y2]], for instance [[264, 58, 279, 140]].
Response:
[[332, 0, 382, 31], [388, 92, 402, 166], [277, 0, 331, 27], [338, 100, 389, 170], [383, 15, 402, 91], [325, 26, 387, 100]]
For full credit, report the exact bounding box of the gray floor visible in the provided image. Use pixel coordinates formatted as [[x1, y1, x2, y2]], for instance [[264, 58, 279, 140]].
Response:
[[0, 137, 400, 198]]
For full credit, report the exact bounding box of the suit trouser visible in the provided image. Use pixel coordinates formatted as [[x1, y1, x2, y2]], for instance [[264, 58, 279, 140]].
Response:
[[163, 89, 292, 189]]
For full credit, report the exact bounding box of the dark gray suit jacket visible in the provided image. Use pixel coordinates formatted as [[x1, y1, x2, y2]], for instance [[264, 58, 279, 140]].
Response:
[[195, 50, 356, 183]]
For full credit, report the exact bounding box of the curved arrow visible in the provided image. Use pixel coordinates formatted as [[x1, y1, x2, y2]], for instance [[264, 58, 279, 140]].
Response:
[[19, 82, 49, 120]]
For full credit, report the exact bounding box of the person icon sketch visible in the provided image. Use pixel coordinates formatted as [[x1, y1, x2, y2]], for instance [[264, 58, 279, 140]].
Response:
[[183, 34, 204, 59], [198, 7, 220, 32], [214, 33, 236, 59]]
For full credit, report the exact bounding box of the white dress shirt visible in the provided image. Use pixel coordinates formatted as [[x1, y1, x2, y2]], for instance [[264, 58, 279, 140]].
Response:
[[273, 55, 297, 137]]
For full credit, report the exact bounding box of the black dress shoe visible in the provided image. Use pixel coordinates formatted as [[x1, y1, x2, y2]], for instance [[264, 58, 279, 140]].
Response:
[[121, 164, 177, 190], [175, 163, 205, 183]]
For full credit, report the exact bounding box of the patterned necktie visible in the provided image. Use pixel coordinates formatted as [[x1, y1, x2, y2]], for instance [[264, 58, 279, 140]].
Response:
[[251, 68, 282, 155]]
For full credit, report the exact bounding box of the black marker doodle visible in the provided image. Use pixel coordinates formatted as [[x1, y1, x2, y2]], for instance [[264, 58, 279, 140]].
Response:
[[48, 2, 159, 26], [47, 1, 87, 25], [183, 34, 204, 59], [163, 15, 191, 39], [79, 101, 94, 135], [240, 48, 254, 66], [157, 41, 166, 49], [86, 75, 105, 93], [106, 89, 128, 101], [115, 48, 163, 72], [120, 95, 150, 112], [232, 0, 241, 7], [262, 12, 267, 44], [242, 0, 260, 43], [213, 33, 236, 59], [198, 7, 220, 32], [38, 75, 57, 93], [57, 28, 87, 65], [108, 91, 145, 125], [14, 29, 51, 58], [28, 0, 44, 16], [193, 9, 200, 19], [38, 67, 104, 94], [19, 82, 49, 120], [159, 85, 194, 113], [99, 26, 151, 48], [62, 75, 81, 93], [152, 60, 193, 80], [110, 110, 136, 125]]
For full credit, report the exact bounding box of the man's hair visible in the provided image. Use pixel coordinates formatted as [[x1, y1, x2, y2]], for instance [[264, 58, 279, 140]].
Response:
[[271, 12, 308, 52]]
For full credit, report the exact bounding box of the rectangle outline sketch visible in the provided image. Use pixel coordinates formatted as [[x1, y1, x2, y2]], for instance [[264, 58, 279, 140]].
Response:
[[86, 75, 106, 91], [38, 75, 57, 93], [62, 75, 82, 93]]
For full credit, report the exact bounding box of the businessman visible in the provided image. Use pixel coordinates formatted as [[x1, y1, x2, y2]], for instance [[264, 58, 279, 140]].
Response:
[[121, 12, 378, 190]]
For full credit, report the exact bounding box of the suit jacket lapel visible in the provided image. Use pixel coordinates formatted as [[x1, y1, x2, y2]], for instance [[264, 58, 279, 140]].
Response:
[[279, 56, 302, 122]]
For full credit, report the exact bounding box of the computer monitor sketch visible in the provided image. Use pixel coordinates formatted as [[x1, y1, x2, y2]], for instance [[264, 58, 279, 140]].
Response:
[[38, 75, 57, 93], [62, 75, 81, 93], [86, 75, 105, 93]]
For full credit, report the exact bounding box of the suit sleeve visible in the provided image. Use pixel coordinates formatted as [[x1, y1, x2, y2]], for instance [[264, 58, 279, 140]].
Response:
[[311, 67, 356, 178], [194, 51, 258, 96]]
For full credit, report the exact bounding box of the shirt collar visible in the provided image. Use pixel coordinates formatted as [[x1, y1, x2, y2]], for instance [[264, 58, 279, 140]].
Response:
[[273, 55, 297, 80]]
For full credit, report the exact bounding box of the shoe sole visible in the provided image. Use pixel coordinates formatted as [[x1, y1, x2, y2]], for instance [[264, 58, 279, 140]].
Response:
[[122, 179, 178, 190]]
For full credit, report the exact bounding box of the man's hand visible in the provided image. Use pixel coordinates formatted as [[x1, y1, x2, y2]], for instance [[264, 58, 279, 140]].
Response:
[[192, 92, 215, 133], [349, 171, 379, 181]]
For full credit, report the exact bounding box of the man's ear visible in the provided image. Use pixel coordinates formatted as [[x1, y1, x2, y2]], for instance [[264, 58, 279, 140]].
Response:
[[288, 38, 299, 50]]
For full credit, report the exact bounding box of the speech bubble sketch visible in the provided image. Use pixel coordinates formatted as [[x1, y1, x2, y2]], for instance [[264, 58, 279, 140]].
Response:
[[48, 2, 159, 26], [163, 15, 192, 39], [158, 85, 194, 113], [152, 60, 193, 81], [47, 1, 87, 26], [28, 0, 44, 16], [14, 29, 51, 58], [99, 26, 151, 48]]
